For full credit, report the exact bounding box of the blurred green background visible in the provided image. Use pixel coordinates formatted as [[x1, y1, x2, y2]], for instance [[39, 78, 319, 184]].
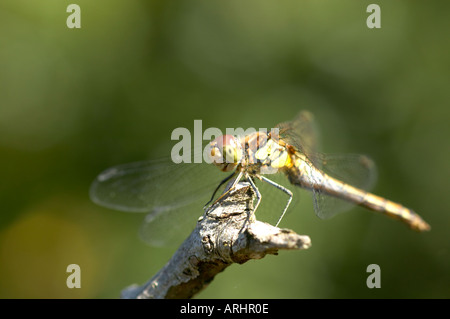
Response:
[[0, 0, 449, 298]]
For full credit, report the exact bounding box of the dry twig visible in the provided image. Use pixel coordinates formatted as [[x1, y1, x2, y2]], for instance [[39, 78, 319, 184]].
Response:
[[121, 182, 311, 299]]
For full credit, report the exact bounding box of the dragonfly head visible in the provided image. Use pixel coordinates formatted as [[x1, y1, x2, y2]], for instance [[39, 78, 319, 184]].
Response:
[[207, 135, 243, 172]]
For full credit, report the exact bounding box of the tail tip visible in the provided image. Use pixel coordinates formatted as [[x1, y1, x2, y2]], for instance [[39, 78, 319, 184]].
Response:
[[413, 220, 431, 232]]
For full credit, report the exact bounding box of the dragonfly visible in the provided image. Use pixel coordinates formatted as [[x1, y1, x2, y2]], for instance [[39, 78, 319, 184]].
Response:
[[205, 111, 430, 232], [90, 111, 430, 246]]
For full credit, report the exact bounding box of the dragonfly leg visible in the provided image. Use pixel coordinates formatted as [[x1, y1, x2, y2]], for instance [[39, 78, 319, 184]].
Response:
[[205, 171, 244, 210], [203, 171, 237, 208], [246, 174, 262, 214], [259, 176, 293, 227]]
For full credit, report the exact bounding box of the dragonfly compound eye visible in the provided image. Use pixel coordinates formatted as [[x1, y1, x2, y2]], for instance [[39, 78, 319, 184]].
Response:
[[207, 135, 243, 172]]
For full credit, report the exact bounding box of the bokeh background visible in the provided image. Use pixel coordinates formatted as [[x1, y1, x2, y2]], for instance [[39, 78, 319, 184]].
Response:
[[0, 0, 449, 298]]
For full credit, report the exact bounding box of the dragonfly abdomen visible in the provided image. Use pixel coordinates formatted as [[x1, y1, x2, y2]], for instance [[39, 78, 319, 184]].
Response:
[[288, 156, 430, 232], [357, 190, 430, 232]]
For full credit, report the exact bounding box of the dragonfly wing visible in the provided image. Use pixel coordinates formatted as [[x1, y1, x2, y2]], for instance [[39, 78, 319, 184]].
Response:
[[139, 197, 206, 246], [90, 158, 228, 245], [275, 110, 320, 159], [90, 158, 217, 212], [319, 153, 377, 191], [310, 153, 378, 219], [275, 112, 378, 219]]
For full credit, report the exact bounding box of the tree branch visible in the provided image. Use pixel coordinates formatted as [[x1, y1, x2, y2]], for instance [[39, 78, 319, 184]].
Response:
[[121, 182, 311, 299]]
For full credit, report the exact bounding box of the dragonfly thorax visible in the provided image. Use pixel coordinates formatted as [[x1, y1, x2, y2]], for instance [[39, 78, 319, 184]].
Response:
[[241, 132, 293, 176]]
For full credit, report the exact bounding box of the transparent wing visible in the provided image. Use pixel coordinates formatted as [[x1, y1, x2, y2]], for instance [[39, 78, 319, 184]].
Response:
[[311, 153, 378, 219], [275, 110, 320, 162], [90, 158, 216, 212], [251, 172, 300, 226], [90, 157, 228, 246], [319, 153, 377, 191], [275, 111, 378, 219], [138, 194, 211, 247]]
